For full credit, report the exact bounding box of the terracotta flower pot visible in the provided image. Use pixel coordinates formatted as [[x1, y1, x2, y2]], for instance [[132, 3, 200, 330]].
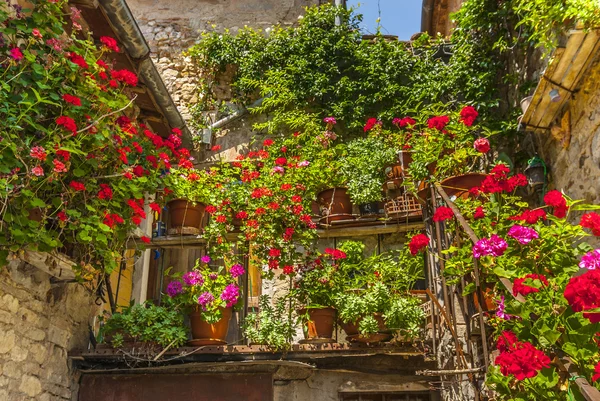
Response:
[[339, 313, 387, 337], [439, 173, 487, 200], [189, 307, 232, 343], [317, 188, 353, 224], [299, 307, 336, 340], [167, 199, 206, 230], [473, 284, 496, 312]]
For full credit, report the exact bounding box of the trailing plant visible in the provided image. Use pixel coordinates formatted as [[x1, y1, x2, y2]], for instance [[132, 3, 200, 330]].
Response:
[[340, 137, 396, 205], [98, 302, 188, 348], [243, 295, 296, 351], [0, 0, 192, 276]]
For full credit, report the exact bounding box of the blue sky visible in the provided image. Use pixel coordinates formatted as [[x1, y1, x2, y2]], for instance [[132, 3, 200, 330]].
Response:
[[347, 0, 422, 40]]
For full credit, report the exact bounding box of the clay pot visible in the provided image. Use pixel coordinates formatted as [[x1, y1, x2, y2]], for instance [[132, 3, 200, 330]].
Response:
[[439, 173, 487, 200], [189, 307, 232, 342], [385, 151, 413, 180], [299, 307, 336, 340], [473, 284, 496, 312], [317, 188, 353, 224], [167, 199, 206, 230], [339, 313, 387, 337]]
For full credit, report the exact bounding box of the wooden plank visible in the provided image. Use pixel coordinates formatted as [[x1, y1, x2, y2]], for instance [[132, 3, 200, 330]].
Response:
[[317, 222, 423, 238], [556, 356, 600, 401], [537, 32, 600, 130], [529, 32, 586, 128], [20, 251, 76, 281]]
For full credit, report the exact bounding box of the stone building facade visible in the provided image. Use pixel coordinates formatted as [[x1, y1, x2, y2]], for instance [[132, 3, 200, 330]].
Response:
[[128, 0, 322, 123], [0, 261, 96, 401]]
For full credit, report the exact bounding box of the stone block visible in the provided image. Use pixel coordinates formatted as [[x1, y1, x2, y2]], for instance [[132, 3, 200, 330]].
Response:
[[30, 343, 48, 365], [21, 327, 45, 342], [3, 361, 22, 379], [0, 310, 14, 325], [0, 293, 19, 313], [47, 325, 70, 348], [0, 330, 15, 354], [19, 375, 42, 397], [10, 344, 29, 362]]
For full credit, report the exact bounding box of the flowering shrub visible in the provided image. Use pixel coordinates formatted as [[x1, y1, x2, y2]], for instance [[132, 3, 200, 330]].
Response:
[[0, 0, 189, 276], [164, 257, 243, 324]]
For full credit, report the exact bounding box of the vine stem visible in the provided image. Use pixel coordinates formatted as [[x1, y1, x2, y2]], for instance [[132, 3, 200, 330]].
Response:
[[76, 94, 138, 134]]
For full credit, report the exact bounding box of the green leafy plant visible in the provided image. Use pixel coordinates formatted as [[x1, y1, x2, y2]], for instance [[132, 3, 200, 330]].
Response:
[[340, 137, 396, 205], [243, 295, 296, 351], [99, 302, 188, 348]]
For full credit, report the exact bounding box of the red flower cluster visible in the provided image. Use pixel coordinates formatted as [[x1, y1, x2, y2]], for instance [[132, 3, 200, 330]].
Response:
[[508, 209, 547, 225], [363, 118, 382, 132], [494, 333, 551, 380], [149, 203, 161, 213], [325, 248, 347, 260], [479, 164, 527, 194], [69, 181, 85, 191], [236, 211, 248, 219], [68, 52, 88, 69], [392, 116, 416, 128], [409, 234, 429, 256], [275, 157, 287, 166], [473, 138, 490, 153], [512, 274, 548, 297], [283, 227, 294, 241], [433, 206, 454, 222], [100, 36, 120, 52], [544, 190, 568, 218], [269, 248, 281, 258], [30, 146, 47, 161], [459, 105, 478, 126], [97, 184, 113, 200], [56, 149, 71, 161], [564, 268, 600, 323], [103, 213, 124, 229], [56, 116, 77, 134], [127, 198, 146, 225], [427, 115, 449, 131], [593, 362, 600, 382], [580, 212, 600, 236], [473, 206, 485, 220], [205, 205, 217, 214], [53, 159, 67, 173], [263, 139, 274, 147], [110, 69, 138, 86], [62, 94, 81, 106], [57, 211, 68, 222], [283, 265, 295, 275]]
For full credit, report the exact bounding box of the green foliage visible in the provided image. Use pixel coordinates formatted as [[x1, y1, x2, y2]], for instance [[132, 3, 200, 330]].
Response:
[[99, 302, 188, 348], [340, 137, 396, 204], [243, 295, 296, 351]]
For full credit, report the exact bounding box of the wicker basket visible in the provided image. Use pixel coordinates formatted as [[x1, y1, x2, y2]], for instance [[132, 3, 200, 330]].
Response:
[[384, 193, 423, 219]]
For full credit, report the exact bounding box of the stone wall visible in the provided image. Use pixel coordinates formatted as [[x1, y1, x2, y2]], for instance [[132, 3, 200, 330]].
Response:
[[0, 260, 97, 401], [538, 58, 600, 204], [128, 0, 322, 125]]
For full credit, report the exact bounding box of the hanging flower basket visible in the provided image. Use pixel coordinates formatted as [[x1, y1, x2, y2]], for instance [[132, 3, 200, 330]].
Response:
[[167, 199, 206, 231]]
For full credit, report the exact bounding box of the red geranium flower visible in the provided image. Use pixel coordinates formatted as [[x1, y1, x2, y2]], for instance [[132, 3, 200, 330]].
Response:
[[473, 137, 490, 153], [291, 195, 302, 203], [473, 206, 485, 220], [140, 236, 151, 244], [56, 149, 71, 161], [592, 362, 600, 382], [325, 248, 347, 260], [581, 212, 600, 236], [427, 115, 449, 131], [269, 248, 281, 258], [30, 146, 47, 161], [544, 190, 568, 218], [205, 205, 217, 214], [509, 209, 547, 225], [110, 69, 138, 86], [62, 94, 82, 106], [409, 234, 429, 256], [57, 211, 68, 222], [263, 139, 274, 147], [53, 159, 68, 173], [211, 145, 221, 151], [236, 211, 248, 219], [564, 269, 600, 323], [283, 265, 295, 275], [69, 181, 85, 191], [433, 206, 454, 222], [56, 116, 77, 134], [149, 203, 161, 213], [97, 184, 113, 200], [495, 339, 550, 380], [363, 117, 381, 132], [275, 157, 287, 166], [10, 48, 23, 61], [459, 105, 478, 126], [68, 52, 88, 69], [513, 274, 548, 297], [100, 36, 120, 52]]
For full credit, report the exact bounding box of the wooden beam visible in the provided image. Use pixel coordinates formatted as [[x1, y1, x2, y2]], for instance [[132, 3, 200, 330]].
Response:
[[19, 251, 76, 281], [556, 356, 600, 401]]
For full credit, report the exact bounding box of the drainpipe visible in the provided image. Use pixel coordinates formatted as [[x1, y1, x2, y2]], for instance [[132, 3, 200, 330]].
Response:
[[96, 0, 192, 146], [421, 0, 435, 35], [335, 0, 345, 26], [200, 96, 268, 145]]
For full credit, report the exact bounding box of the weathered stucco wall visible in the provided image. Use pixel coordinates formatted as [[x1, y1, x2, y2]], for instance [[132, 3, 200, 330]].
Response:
[[538, 59, 600, 203], [0, 261, 97, 401]]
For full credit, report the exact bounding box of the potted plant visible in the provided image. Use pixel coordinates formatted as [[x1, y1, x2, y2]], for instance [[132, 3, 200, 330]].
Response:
[[292, 247, 348, 341], [164, 167, 214, 231], [243, 295, 297, 351], [335, 243, 426, 342], [340, 137, 396, 216], [164, 256, 244, 345], [98, 302, 188, 349]]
